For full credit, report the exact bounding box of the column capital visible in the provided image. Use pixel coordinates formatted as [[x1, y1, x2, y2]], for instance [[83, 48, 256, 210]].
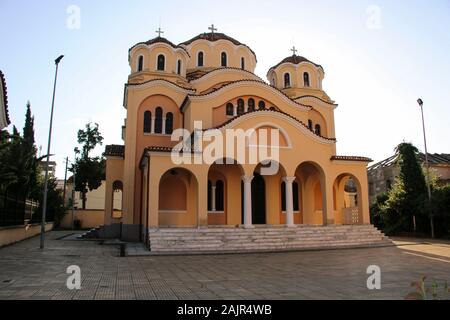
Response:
[[241, 175, 254, 184], [282, 176, 296, 184]]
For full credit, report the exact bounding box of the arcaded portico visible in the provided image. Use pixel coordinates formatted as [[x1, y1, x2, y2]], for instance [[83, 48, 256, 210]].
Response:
[[103, 27, 372, 243]]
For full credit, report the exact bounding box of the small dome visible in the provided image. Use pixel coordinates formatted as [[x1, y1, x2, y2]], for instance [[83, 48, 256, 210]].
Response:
[[180, 32, 257, 61], [130, 36, 189, 55], [269, 54, 323, 72]]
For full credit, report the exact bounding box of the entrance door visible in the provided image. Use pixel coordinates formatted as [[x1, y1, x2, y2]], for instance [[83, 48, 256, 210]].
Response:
[[252, 173, 266, 224]]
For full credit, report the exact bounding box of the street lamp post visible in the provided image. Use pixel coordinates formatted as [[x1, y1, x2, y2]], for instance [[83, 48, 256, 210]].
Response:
[[417, 98, 435, 239], [40, 55, 64, 249]]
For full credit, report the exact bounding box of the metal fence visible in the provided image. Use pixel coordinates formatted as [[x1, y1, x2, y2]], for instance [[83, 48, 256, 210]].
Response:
[[0, 192, 39, 227]]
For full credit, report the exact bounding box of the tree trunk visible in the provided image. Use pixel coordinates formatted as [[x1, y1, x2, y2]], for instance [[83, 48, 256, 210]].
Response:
[[82, 192, 87, 210]]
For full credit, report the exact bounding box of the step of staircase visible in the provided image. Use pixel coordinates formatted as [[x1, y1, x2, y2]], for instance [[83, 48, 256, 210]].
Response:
[[148, 225, 393, 254]]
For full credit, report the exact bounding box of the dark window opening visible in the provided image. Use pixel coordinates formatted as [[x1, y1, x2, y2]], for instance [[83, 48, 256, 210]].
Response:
[[221, 52, 227, 67], [226, 103, 234, 116], [258, 101, 266, 110], [237, 99, 245, 115], [157, 54, 165, 71], [138, 56, 144, 72], [241, 57, 245, 70], [155, 107, 163, 134], [165, 112, 173, 134], [303, 72, 310, 87], [314, 124, 321, 136], [284, 73, 291, 88], [177, 60, 182, 75], [216, 180, 224, 211], [143, 111, 151, 133], [248, 98, 255, 111], [198, 52, 204, 67]]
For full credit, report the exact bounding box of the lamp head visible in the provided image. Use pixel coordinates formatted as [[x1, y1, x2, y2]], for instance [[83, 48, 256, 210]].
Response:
[[417, 98, 423, 107], [55, 55, 64, 65]]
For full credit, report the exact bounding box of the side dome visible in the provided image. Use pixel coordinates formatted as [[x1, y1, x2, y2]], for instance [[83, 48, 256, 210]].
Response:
[[128, 36, 190, 84], [267, 53, 325, 98], [180, 32, 257, 73]]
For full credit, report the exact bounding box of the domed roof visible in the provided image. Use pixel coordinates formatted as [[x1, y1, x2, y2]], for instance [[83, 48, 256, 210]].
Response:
[[269, 54, 323, 71], [129, 36, 189, 55], [180, 32, 257, 61]]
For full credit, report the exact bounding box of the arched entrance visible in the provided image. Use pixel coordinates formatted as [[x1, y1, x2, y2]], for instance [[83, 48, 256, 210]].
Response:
[[251, 173, 266, 224], [208, 158, 244, 226], [333, 173, 363, 225], [158, 168, 198, 227]]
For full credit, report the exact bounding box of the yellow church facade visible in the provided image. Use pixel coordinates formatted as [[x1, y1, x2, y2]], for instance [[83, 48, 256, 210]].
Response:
[[103, 28, 373, 244]]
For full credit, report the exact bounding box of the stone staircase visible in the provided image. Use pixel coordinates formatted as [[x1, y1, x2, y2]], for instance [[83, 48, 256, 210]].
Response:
[[148, 225, 393, 254]]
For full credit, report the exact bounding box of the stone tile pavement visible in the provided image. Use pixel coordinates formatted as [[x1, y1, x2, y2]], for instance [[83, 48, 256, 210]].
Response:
[[0, 231, 448, 300]]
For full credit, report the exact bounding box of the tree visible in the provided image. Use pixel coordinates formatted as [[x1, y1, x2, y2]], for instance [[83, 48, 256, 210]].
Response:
[[70, 122, 105, 209], [381, 143, 428, 235]]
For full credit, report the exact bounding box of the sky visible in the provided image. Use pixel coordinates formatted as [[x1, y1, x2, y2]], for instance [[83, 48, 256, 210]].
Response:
[[1, 0, 449, 179]]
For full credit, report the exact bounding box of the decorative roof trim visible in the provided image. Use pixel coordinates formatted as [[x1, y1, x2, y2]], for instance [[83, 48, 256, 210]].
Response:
[[189, 67, 262, 84], [126, 78, 196, 93], [187, 79, 312, 111], [331, 156, 373, 163], [0, 70, 10, 127], [204, 109, 336, 145], [294, 95, 338, 107]]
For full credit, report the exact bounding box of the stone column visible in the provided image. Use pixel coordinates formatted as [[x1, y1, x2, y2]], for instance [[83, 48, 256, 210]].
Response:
[[283, 177, 296, 227], [211, 185, 216, 212], [242, 175, 253, 228]]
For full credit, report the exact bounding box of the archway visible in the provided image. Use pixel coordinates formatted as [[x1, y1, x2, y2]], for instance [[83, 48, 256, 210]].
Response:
[[333, 173, 363, 225], [158, 168, 198, 227], [208, 158, 244, 226], [251, 173, 266, 224], [295, 161, 326, 225]]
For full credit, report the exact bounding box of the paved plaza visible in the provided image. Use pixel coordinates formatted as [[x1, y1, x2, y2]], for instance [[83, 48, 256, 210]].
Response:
[[0, 231, 448, 300]]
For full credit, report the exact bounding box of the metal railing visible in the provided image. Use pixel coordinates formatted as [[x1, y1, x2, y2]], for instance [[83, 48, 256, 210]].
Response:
[[0, 192, 39, 227]]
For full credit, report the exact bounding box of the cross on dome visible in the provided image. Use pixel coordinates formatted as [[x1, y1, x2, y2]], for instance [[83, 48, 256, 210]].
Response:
[[155, 27, 164, 37], [291, 46, 298, 56], [208, 24, 218, 36]]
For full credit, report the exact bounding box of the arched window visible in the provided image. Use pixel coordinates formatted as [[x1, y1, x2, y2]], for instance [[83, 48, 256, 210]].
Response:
[[216, 180, 224, 211], [237, 99, 245, 115], [177, 59, 182, 75], [165, 112, 173, 134], [221, 52, 227, 67], [314, 124, 321, 136], [269, 106, 276, 111], [258, 100, 266, 110], [226, 103, 234, 116], [197, 52, 204, 67], [157, 54, 165, 71], [137, 55, 144, 72], [272, 77, 277, 87], [155, 107, 163, 134], [303, 72, 310, 87], [143, 111, 152, 133], [207, 180, 212, 211], [308, 120, 313, 130], [248, 98, 255, 112], [284, 73, 291, 88], [241, 57, 245, 70]]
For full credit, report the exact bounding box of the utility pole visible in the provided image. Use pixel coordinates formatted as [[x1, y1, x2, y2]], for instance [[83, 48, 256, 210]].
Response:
[[72, 155, 76, 230], [62, 157, 68, 207], [417, 98, 434, 239], [40, 55, 64, 249]]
